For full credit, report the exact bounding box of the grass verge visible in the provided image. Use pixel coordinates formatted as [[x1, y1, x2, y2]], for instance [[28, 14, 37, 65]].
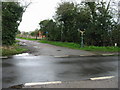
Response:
[[16, 37, 120, 52], [1, 44, 28, 56], [39, 40, 120, 52]]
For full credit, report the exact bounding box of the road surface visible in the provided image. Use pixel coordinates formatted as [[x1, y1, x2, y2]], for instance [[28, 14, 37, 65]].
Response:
[[2, 39, 119, 88], [17, 39, 97, 56]]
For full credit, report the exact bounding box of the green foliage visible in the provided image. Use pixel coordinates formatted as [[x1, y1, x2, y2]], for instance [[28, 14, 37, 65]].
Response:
[[30, 29, 39, 36], [1, 44, 28, 56], [83, 2, 114, 46], [17, 30, 21, 34], [39, 40, 120, 52], [38, 1, 118, 46], [55, 2, 79, 42], [39, 19, 60, 40], [2, 2, 23, 45], [16, 37, 120, 52], [111, 24, 120, 46], [80, 46, 120, 52], [40, 40, 80, 49], [30, 29, 39, 39]]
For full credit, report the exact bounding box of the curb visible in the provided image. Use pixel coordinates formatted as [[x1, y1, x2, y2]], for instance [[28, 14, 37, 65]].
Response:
[[54, 54, 118, 58]]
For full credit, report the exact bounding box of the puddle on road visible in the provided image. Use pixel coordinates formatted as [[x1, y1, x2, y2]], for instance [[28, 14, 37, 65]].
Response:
[[33, 46, 40, 48], [14, 53, 30, 56]]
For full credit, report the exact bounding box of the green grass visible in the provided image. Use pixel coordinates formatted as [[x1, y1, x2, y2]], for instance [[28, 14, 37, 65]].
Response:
[[1, 44, 28, 56], [40, 40, 81, 49], [39, 40, 120, 52], [15, 40, 20, 43], [16, 37, 120, 52], [80, 46, 120, 52]]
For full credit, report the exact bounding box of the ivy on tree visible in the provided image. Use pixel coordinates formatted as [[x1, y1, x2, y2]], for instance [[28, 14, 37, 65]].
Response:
[[2, 2, 23, 45]]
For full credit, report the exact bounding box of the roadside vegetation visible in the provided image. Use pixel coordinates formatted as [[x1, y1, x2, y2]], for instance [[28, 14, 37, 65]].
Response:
[[2, 2, 24, 46], [39, 40, 120, 52], [1, 43, 28, 56], [2, 1, 119, 56], [17, 1, 119, 49], [37, 1, 119, 47], [2, 2, 29, 56], [16, 37, 120, 52]]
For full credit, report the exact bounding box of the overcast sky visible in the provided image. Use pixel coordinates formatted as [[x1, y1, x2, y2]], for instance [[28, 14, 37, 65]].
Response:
[[18, 0, 81, 32], [18, 0, 118, 32]]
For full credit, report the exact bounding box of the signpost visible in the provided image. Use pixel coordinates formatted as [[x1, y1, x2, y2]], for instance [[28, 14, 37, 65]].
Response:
[[78, 29, 85, 48]]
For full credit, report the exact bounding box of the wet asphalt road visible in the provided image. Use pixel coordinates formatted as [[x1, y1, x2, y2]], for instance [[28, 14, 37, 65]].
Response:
[[2, 53, 118, 88]]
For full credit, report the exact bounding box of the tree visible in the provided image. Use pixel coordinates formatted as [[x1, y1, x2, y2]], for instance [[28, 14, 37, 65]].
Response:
[[0, 2, 2, 46], [17, 30, 21, 34], [2, 2, 24, 45], [38, 1, 117, 46], [30, 29, 39, 40], [85, 1, 114, 46], [55, 2, 80, 42], [39, 19, 60, 40], [111, 23, 120, 46]]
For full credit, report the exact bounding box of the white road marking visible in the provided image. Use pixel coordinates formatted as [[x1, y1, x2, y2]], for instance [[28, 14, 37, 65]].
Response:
[[90, 76, 115, 80], [24, 81, 62, 86]]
